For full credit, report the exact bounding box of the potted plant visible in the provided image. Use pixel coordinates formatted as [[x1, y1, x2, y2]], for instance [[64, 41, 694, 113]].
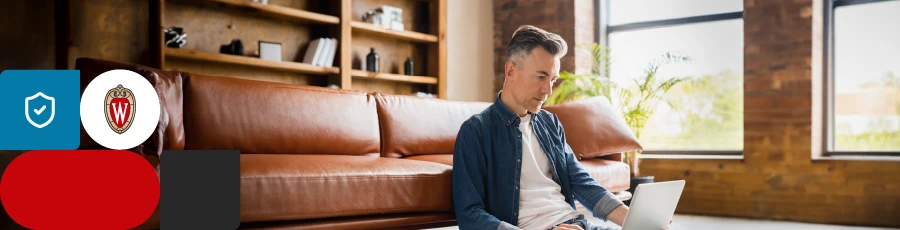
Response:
[[545, 43, 689, 198]]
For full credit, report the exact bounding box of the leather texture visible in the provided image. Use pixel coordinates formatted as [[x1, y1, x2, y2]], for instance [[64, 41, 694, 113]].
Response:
[[241, 213, 456, 230], [544, 96, 643, 159], [182, 74, 381, 156], [578, 159, 631, 193], [239, 154, 453, 223], [375, 94, 490, 158], [405, 154, 454, 166]]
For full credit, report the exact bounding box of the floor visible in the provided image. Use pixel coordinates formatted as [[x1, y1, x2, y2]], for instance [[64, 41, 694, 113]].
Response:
[[430, 214, 900, 230]]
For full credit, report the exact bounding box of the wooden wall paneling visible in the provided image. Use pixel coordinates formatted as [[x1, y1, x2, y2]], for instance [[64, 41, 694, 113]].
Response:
[[0, 0, 55, 70], [335, 0, 353, 89], [68, 0, 151, 68], [54, 0, 69, 69], [434, 0, 447, 99], [0, 0, 56, 70], [150, 0, 164, 69]]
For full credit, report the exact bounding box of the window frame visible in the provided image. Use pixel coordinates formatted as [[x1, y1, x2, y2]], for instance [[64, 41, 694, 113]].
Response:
[[595, 0, 744, 155], [823, 0, 900, 156]]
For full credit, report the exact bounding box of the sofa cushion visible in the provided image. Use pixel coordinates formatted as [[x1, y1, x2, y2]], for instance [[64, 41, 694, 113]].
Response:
[[405, 154, 453, 166], [375, 94, 490, 158], [579, 159, 630, 193], [543, 96, 642, 159], [239, 154, 453, 223], [183, 74, 381, 156]]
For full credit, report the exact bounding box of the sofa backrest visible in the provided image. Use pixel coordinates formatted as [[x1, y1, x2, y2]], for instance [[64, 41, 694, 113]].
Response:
[[181, 73, 381, 156], [375, 94, 490, 158]]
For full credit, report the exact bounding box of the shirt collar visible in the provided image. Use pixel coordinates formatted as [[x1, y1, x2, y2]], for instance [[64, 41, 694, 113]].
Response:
[[493, 91, 529, 127]]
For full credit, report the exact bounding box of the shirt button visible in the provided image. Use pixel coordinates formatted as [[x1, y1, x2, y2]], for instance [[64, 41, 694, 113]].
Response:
[[517, 159, 521, 163], [515, 186, 519, 190], [517, 133, 521, 138]]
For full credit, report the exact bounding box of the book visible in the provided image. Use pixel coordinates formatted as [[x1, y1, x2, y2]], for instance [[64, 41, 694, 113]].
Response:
[[302, 38, 321, 64], [317, 38, 333, 66], [324, 38, 338, 67]]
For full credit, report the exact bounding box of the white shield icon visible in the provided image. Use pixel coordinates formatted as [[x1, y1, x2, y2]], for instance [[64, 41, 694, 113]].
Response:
[[25, 92, 55, 129]]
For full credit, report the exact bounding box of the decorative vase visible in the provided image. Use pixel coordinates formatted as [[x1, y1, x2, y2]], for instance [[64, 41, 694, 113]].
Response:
[[404, 57, 414, 76], [366, 47, 380, 72]]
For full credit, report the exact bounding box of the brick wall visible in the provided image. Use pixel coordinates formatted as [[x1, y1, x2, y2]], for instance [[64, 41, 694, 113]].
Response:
[[492, 0, 900, 227], [493, 0, 594, 92]]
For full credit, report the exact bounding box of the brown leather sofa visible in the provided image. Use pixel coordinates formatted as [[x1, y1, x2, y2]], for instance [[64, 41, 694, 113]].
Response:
[[75, 58, 639, 230]]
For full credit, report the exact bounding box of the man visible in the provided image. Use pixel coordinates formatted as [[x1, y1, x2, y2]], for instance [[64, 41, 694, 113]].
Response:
[[452, 25, 669, 230]]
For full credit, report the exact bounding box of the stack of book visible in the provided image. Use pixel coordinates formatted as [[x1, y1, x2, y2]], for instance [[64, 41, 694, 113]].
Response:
[[302, 38, 338, 67]]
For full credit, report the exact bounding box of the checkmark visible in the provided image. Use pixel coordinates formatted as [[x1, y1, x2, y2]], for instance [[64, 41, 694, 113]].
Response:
[[34, 105, 46, 115]]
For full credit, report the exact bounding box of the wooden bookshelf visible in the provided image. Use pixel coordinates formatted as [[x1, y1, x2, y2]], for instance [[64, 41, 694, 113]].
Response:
[[209, 0, 340, 24], [350, 21, 438, 43], [350, 70, 437, 84], [153, 0, 447, 99], [165, 48, 339, 75]]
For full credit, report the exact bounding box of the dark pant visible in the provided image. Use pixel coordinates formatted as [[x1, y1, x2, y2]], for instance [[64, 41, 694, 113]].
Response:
[[548, 215, 621, 230]]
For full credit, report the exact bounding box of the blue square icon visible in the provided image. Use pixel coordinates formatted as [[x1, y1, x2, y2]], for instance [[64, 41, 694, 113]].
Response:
[[0, 70, 81, 150]]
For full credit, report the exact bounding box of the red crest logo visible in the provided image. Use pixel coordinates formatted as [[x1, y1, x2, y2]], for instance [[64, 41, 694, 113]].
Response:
[[104, 84, 136, 134]]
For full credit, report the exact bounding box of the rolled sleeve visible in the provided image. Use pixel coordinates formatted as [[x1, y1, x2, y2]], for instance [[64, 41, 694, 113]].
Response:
[[497, 221, 518, 230], [592, 191, 625, 221]]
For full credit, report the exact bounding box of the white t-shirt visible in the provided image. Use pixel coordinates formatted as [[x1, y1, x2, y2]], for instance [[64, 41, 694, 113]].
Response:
[[517, 114, 581, 229]]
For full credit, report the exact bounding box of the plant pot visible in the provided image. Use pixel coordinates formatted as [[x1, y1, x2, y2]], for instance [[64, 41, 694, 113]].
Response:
[[624, 176, 654, 206]]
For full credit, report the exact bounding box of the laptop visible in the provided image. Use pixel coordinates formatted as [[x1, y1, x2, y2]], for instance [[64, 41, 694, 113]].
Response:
[[621, 180, 686, 230]]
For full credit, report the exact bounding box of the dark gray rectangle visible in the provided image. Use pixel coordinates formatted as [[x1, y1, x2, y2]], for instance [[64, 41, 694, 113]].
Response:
[[161, 150, 239, 230]]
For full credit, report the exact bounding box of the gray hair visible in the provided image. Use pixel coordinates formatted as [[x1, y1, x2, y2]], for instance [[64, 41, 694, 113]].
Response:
[[505, 25, 568, 65]]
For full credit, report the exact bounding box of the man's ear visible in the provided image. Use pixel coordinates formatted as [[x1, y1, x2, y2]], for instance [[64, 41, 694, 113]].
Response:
[[504, 61, 516, 83]]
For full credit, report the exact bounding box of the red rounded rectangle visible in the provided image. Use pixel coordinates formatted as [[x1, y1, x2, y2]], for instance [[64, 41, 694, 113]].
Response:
[[1, 150, 159, 229]]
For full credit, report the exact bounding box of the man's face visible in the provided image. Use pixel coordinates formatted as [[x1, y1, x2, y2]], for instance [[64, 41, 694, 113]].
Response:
[[505, 47, 560, 114]]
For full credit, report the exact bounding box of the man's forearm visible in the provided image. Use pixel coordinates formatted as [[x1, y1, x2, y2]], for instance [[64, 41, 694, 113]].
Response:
[[605, 204, 628, 226]]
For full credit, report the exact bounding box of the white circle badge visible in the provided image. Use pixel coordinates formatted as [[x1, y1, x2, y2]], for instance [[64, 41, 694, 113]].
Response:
[[81, 70, 161, 150]]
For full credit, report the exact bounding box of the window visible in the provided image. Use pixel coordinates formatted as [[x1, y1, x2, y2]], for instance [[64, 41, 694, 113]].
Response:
[[827, 0, 900, 155], [599, 0, 744, 153]]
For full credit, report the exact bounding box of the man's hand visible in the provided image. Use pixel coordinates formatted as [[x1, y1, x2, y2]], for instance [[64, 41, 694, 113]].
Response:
[[552, 224, 584, 230]]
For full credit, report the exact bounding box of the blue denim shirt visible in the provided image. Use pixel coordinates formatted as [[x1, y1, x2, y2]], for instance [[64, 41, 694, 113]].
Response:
[[452, 93, 625, 230]]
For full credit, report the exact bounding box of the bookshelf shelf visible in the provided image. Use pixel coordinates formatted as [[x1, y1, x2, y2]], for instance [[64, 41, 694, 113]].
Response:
[[350, 69, 437, 84], [154, 0, 447, 98], [210, 0, 340, 24], [165, 48, 339, 75], [350, 21, 438, 43]]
